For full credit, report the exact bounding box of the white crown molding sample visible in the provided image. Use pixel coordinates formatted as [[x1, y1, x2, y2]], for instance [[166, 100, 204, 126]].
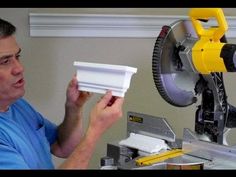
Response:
[[29, 13, 236, 38]]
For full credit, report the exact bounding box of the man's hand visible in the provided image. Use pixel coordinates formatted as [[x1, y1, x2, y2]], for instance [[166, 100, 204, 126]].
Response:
[[57, 90, 124, 169], [52, 75, 93, 158], [65, 75, 92, 109], [87, 90, 124, 139]]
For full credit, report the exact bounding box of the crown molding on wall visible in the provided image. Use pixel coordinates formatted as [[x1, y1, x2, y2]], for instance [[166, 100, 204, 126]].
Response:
[[29, 13, 236, 38]]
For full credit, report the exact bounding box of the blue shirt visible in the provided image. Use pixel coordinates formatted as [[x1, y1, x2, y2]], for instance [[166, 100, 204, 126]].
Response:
[[0, 98, 58, 169]]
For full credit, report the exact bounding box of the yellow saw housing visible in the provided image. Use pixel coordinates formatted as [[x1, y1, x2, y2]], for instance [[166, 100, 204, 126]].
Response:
[[190, 8, 229, 74]]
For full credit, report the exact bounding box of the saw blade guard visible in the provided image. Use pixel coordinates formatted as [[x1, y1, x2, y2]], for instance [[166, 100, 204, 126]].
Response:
[[152, 20, 200, 107]]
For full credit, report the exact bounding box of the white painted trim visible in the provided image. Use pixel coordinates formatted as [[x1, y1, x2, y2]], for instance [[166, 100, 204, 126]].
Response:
[[29, 13, 236, 38]]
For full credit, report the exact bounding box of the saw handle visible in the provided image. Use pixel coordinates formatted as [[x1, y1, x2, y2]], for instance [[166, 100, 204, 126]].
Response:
[[189, 8, 228, 41]]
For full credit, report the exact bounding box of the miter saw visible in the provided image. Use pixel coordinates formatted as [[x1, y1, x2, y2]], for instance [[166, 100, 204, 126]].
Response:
[[152, 8, 236, 145], [101, 8, 236, 169]]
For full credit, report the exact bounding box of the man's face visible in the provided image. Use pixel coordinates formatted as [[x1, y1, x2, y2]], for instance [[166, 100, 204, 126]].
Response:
[[0, 36, 25, 106]]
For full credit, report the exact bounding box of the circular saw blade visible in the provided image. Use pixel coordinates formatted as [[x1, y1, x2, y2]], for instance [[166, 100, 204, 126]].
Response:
[[152, 20, 200, 107]]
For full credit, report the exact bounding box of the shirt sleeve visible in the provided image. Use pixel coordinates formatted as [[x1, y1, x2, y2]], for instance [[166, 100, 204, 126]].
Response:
[[42, 117, 58, 145]]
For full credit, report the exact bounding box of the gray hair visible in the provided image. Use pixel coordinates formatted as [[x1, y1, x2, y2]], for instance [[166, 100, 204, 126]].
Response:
[[0, 18, 16, 38]]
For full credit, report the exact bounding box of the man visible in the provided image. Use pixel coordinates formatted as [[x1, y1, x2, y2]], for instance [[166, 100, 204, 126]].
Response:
[[0, 18, 124, 169]]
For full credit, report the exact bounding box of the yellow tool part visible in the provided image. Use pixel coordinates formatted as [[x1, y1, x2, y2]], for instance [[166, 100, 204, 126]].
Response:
[[192, 40, 226, 74], [189, 8, 228, 74], [136, 149, 184, 166], [189, 8, 228, 41]]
